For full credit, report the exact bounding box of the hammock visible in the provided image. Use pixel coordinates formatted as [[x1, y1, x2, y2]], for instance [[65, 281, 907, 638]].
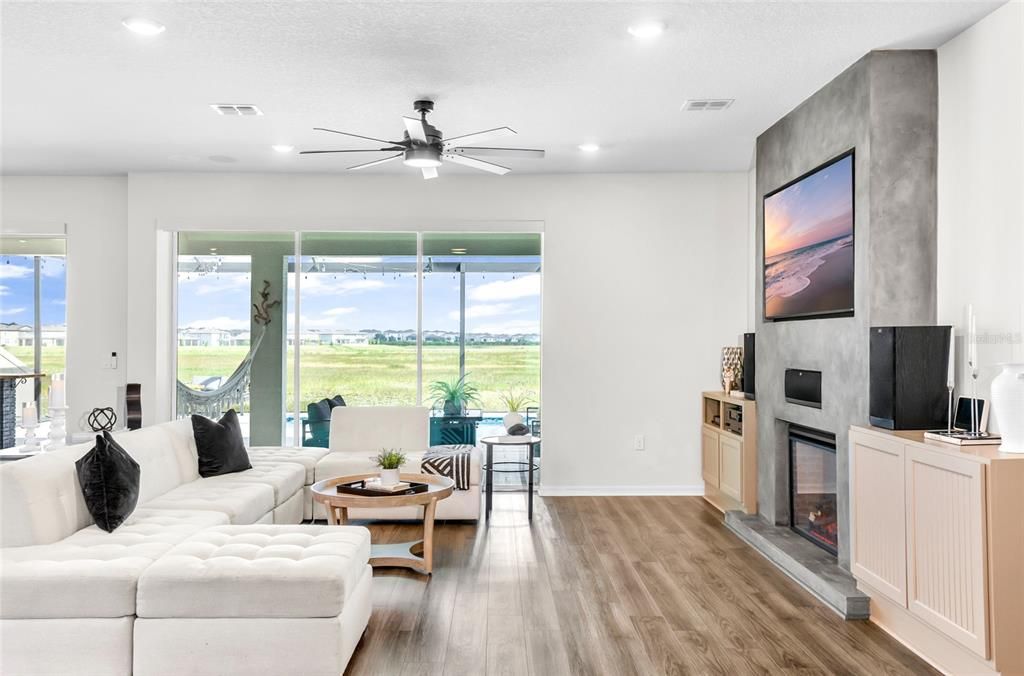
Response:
[[176, 324, 266, 419]]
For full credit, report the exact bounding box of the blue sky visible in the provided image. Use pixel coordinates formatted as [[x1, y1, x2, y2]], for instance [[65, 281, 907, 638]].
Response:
[[0, 256, 67, 325], [178, 257, 540, 335]]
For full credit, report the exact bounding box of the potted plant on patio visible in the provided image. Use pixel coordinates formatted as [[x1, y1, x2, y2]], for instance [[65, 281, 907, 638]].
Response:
[[429, 374, 481, 416], [375, 448, 406, 487], [498, 390, 536, 434]]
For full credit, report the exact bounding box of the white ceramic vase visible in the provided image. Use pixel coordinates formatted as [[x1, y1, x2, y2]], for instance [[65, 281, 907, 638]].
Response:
[[991, 363, 1024, 453], [379, 468, 401, 486], [503, 412, 524, 431]]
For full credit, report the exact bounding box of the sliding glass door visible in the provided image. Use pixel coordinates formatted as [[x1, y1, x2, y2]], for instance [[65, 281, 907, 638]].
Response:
[[174, 230, 541, 447], [0, 236, 67, 424], [422, 233, 541, 412]]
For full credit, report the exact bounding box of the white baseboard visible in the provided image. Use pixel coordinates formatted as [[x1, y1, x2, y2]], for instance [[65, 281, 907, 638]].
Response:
[[538, 485, 705, 497]]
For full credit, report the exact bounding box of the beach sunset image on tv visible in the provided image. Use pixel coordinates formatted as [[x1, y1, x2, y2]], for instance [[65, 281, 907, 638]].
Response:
[[764, 152, 854, 320]]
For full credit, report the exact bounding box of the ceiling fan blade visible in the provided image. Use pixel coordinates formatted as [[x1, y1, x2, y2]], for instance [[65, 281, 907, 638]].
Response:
[[442, 126, 516, 148], [447, 147, 544, 159], [313, 127, 399, 145], [300, 148, 403, 155], [443, 153, 510, 175], [421, 166, 438, 180], [403, 116, 428, 143], [347, 154, 403, 171]]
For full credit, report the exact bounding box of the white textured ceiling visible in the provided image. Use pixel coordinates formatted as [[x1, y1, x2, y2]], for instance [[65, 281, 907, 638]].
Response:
[[0, 1, 1003, 175]]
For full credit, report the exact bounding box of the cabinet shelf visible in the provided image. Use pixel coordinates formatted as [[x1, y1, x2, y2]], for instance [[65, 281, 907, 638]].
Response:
[[701, 391, 757, 515]]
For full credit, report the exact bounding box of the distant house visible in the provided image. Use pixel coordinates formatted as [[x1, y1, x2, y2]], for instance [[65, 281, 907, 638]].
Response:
[[318, 331, 369, 346], [0, 323, 66, 347], [177, 327, 252, 347]]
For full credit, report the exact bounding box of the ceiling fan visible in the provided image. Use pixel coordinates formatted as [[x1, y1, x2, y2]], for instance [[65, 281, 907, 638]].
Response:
[[300, 100, 544, 180]]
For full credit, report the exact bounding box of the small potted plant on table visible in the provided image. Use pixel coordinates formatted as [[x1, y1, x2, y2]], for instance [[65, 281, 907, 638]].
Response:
[[498, 390, 536, 435], [375, 448, 407, 487], [429, 374, 482, 416]]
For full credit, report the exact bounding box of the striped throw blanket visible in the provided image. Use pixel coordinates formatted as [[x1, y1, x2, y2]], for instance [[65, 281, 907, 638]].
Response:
[[422, 445, 473, 490]]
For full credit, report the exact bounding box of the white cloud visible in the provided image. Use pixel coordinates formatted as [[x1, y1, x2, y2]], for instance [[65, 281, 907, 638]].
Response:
[[448, 303, 520, 321], [0, 307, 27, 317], [0, 265, 33, 280], [323, 307, 357, 316], [468, 275, 539, 302], [286, 313, 357, 330], [179, 273, 251, 297], [0, 285, 8, 296], [298, 276, 390, 297], [183, 317, 249, 331], [470, 319, 540, 335]]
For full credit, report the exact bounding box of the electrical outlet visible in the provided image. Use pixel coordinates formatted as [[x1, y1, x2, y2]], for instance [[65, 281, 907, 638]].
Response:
[[634, 434, 645, 451]]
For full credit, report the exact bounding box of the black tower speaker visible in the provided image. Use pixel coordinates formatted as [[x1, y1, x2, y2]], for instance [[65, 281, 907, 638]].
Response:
[[742, 333, 755, 400], [869, 326, 952, 430]]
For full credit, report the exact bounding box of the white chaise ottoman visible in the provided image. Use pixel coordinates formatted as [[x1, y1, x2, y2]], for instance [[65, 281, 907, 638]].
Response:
[[133, 525, 372, 676]]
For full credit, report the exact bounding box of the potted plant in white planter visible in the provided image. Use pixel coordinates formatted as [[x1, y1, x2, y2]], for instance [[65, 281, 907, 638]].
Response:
[[375, 448, 406, 487], [428, 374, 482, 416], [498, 390, 536, 436]]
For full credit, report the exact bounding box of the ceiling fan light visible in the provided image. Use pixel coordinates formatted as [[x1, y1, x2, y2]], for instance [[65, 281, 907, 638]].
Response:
[[122, 17, 166, 36], [627, 21, 665, 40], [403, 147, 442, 168]]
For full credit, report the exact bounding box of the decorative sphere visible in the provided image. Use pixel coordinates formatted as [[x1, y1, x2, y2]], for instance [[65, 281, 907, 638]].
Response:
[[87, 407, 118, 432]]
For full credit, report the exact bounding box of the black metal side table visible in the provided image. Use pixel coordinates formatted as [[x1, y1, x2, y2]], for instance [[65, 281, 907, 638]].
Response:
[[480, 435, 541, 522]]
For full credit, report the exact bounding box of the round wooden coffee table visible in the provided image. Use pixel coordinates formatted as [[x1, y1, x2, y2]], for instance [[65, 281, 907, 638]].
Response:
[[311, 472, 454, 575]]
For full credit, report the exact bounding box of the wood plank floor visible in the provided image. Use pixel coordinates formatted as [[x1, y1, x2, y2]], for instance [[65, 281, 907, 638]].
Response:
[[343, 493, 935, 676]]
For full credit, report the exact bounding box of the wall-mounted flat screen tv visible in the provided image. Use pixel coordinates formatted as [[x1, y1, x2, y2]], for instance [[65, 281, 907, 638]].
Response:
[[764, 150, 854, 321]]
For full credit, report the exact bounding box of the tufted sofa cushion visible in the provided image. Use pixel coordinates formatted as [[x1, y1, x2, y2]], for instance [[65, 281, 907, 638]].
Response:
[[142, 481, 274, 525], [247, 446, 331, 484], [136, 525, 371, 619], [2, 541, 173, 618], [199, 460, 305, 504], [63, 508, 229, 547]]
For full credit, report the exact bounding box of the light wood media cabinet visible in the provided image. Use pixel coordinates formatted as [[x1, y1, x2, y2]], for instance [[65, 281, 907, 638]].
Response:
[[701, 391, 757, 515], [850, 425, 1024, 676]]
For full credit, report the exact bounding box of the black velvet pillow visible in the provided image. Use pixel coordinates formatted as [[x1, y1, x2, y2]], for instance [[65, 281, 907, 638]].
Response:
[[192, 409, 251, 477], [75, 431, 141, 533], [308, 399, 332, 423], [329, 395, 346, 409]]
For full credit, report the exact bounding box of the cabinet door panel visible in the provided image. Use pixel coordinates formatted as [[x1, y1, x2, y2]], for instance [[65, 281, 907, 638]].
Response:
[[850, 434, 907, 606], [905, 447, 989, 659], [701, 428, 719, 487], [718, 434, 742, 501]]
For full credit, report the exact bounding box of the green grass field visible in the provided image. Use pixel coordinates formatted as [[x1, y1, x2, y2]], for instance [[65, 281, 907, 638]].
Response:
[[8, 344, 539, 413], [179, 343, 539, 411]]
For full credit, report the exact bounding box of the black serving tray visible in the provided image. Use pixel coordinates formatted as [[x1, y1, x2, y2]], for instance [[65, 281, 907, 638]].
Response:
[[337, 480, 430, 497]]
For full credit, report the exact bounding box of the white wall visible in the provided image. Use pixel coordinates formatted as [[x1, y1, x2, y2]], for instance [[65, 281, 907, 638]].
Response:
[[3, 172, 749, 492], [937, 0, 1024, 433], [1, 176, 128, 435]]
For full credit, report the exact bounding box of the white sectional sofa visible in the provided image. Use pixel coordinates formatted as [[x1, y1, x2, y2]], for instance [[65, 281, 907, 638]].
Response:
[[311, 406, 482, 521], [0, 419, 371, 676]]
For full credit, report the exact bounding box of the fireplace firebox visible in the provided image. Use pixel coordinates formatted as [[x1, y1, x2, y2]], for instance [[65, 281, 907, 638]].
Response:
[[789, 426, 838, 556]]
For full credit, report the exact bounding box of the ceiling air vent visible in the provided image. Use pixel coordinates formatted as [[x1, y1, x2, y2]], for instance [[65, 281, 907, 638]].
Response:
[[210, 104, 264, 116], [681, 99, 734, 112]]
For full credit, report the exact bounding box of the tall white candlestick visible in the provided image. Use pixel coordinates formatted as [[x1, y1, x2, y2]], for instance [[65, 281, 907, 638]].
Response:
[[22, 402, 37, 427], [50, 374, 65, 409]]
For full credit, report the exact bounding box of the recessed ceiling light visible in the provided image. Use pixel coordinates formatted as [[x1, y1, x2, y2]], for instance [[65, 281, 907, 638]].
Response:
[[578, 143, 601, 153], [122, 17, 166, 36], [627, 21, 665, 40], [272, 145, 294, 153]]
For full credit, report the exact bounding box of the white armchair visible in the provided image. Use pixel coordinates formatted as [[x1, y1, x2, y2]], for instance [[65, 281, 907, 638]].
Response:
[[312, 406, 481, 521]]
